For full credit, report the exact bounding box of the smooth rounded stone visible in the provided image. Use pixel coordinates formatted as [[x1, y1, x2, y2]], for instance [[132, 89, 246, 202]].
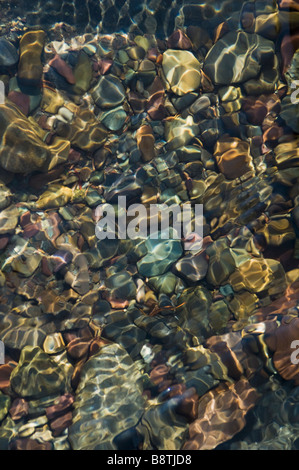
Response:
[[137, 230, 183, 277], [104, 173, 143, 203], [176, 285, 213, 341], [17, 30, 46, 87], [0, 38, 19, 69], [0, 100, 52, 174], [0, 206, 19, 235], [127, 45, 146, 60], [49, 54, 76, 84], [136, 124, 156, 162], [162, 49, 201, 96], [148, 272, 181, 295], [137, 395, 190, 450], [203, 31, 275, 85], [229, 257, 286, 297], [64, 253, 90, 296], [104, 270, 137, 302], [43, 333, 65, 355], [214, 137, 254, 180], [83, 44, 97, 56], [175, 251, 208, 282], [164, 115, 199, 151], [242, 54, 279, 95], [10, 246, 42, 277], [10, 346, 68, 399], [99, 106, 127, 131], [91, 75, 126, 109], [68, 343, 146, 450], [208, 300, 231, 333], [72, 51, 93, 95]]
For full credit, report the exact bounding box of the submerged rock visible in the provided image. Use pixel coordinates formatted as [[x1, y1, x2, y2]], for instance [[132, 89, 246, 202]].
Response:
[[0, 100, 51, 173], [69, 343, 146, 450], [162, 49, 201, 96], [10, 346, 67, 399], [0, 38, 19, 69], [17, 30, 46, 88], [204, 31, 275, 86]]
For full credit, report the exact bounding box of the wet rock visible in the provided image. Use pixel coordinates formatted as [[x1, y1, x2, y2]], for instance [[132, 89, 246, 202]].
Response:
[[10, 346, 67, 399], [0, 392, 11, 422], [183, 378, 260, 450], [137, 230, 183, 277], [164, 115, 199, 151], [92, 75, 126, 109], [99, 106, 127, 131], [0, 206, 19, 235], [214, 136, 254, 180], [136, 124, 156, 162], [9, 398, 29, 421], [72, 50, 93, 95], [175, 251, 208, 282], [0, 38, 18, 70], [204, 31, 275, 86], [0, 100, 52, 173], [49, 54, 76, 84], [162, 49, 201, 96], [69, 343, 146, 450], [17, 30, 46, 88]]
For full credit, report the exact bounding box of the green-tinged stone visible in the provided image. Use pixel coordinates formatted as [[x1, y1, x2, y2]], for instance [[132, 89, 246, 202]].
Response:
[[204, 31, 275, 86], [91, 75, 126, 109], [73, 51, 93, 95], [148, 272, 180, 295], [99, 106, 127, 131], [137, 230, 183, 277], [0, 392, 11, 422], [0, 100, 52, 173], [69, 343, 146, 450], [10, 346, 67, 399]]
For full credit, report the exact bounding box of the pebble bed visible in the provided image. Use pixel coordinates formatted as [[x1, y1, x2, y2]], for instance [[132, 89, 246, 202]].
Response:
[[0, 0, 299, 451]]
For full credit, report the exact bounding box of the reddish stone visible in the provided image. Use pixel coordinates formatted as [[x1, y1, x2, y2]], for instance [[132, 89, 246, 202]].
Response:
[[167, 30, 192, 50], [175, 387, 199, 423], [49, 54, 76, 84], [0, 236, 9, 250], [279, 0, 299, 10], [128, 91, 147, 114], [264, 316, 299, 384], [20, 211, 31, 228], [147, 48, 160, 62], [46, 393, 74, 421], [263, 125, 284, 145], [9, 438, 52, 450], [68, 148, 82, 162], [9, 398, 29, 421], [0, 363, 15, 393], [183, 379, 260, 450], [67, 337, 90, 360], [146, 76, 166, 120], [281, 33, 299, 73], [7, 91, 30, 116], [89, 337, 110, 357], [49, 411, 73, 437], [41, 256, 53, 276], [23, 223, 40, 239], [98, 59, 113, 75], [149, 364, 170, 385]]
